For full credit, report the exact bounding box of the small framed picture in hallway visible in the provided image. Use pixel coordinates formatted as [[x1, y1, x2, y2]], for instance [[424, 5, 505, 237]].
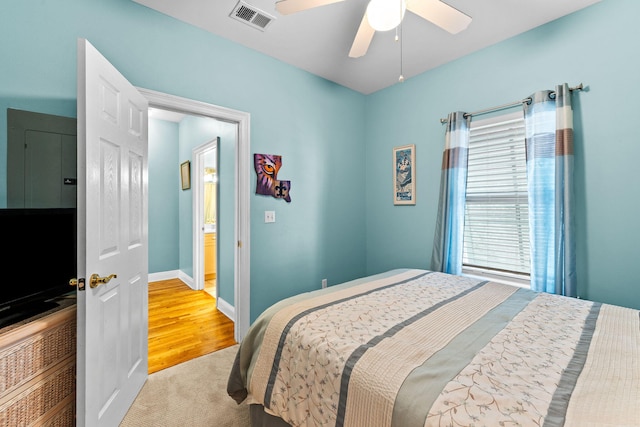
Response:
[[181, 160, 191, 190]]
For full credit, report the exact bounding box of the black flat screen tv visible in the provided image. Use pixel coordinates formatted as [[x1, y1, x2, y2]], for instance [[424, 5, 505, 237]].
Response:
[[0, 208, 76, 328]]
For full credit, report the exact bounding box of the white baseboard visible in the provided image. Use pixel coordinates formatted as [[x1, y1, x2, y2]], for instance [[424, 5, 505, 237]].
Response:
[[178, 271, 195, 289], [148, 270, 194, 289], [216, 297, 235, 322], [148, 270, 180, 282]]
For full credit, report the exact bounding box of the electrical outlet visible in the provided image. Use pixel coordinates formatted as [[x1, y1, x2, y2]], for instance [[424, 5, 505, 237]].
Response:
[[322, 279, 327, 289], [264, 210, 276, 223]]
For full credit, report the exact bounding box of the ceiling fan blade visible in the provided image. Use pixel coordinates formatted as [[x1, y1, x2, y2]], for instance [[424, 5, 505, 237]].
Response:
[[406, 0, 472, 34], [349, 13, 375, 58], [275, 0, 345, 15]]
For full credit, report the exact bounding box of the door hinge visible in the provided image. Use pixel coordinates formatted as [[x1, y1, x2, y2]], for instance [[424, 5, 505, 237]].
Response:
[[238, 240, 242, 248]]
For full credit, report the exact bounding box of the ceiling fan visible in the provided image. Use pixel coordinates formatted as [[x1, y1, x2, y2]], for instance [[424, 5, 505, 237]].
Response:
[[275, 0, 472, 58]]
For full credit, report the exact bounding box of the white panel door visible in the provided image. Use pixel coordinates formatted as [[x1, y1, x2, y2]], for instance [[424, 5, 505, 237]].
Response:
[[76, 38, 149, 427]]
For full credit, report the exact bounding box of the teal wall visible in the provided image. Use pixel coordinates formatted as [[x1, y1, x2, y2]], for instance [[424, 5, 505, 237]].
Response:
[[217, 131, 236, 305], [365, 0, 640, 310], [148, 118, 179, 273], [1, 0, 637, 322], [0, 0, 367, 322]]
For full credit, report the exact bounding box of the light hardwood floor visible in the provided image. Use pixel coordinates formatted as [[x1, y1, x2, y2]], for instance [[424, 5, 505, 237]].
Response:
[[148, 278, 236, 374]]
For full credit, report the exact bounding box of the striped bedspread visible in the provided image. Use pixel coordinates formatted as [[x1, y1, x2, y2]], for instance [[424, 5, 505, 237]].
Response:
[[227, 269, 640, 427]]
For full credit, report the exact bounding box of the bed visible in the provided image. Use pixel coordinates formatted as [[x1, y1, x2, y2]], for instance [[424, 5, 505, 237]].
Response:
[[227, 269, 640, 427]]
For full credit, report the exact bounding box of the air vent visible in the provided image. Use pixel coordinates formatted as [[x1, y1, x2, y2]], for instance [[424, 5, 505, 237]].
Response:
[[230, 1, 275, 31]]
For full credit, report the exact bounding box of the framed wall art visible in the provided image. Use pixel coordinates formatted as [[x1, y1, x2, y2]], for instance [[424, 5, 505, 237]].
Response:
[[180, 160, 191, 190], [253, 153, 292, 202], [393, 144, 415, 205]]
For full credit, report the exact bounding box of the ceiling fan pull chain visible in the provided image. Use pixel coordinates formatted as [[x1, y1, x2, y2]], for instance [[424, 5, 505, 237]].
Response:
[[398, 22, 404, 83]]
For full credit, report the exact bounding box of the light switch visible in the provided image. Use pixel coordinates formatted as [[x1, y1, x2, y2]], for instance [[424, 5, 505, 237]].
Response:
[[265, 210, 276, 223]]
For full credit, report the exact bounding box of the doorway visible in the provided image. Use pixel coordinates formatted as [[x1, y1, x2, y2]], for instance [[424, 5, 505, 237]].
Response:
[[139, 88, 251, 344], [193, 138, 219, 300], [147, 115, 226, 372]]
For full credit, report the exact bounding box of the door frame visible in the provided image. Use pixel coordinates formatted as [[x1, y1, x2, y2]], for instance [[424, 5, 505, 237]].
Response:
[[138, 87, 251, 342], [192, 138, 218, 295]]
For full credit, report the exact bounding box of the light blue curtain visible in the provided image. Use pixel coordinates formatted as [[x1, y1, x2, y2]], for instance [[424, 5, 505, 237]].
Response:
[[523, 83, 576, 296], [431, 112, 471, 274]]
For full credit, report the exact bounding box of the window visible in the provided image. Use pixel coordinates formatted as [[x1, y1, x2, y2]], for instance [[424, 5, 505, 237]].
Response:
[[462, 112, 530, 287]]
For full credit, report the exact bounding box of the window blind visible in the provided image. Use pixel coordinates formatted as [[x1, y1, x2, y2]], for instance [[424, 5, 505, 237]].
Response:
[[463, 113, 530, 276]]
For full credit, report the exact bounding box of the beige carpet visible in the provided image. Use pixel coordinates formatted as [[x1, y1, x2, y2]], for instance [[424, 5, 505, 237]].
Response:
[[120, 344, 250, 427]]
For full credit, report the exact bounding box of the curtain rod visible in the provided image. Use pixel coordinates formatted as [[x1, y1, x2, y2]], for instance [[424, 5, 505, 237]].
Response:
[[439, 83, 584, 124]]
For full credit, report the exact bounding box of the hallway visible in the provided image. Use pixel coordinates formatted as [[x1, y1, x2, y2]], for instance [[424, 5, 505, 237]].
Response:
[[147, 279, 236, 374]]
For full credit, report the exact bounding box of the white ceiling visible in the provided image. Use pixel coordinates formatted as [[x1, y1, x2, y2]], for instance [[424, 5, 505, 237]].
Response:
[[133, 0, 600, 95]]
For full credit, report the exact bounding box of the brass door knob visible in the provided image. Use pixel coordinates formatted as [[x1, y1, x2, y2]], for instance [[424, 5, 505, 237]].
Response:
[[90, 273, 117, 289]]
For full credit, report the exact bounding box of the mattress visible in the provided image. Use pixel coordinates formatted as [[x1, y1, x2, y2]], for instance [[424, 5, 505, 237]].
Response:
[[227, 269, 640, 426]]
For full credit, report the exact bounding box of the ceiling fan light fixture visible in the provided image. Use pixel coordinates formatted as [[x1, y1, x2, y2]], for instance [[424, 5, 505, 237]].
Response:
[[366, 0, 406, 32]]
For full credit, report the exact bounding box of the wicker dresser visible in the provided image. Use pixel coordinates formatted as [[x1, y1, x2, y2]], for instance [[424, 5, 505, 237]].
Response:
[[0, 301, 76, 426]]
